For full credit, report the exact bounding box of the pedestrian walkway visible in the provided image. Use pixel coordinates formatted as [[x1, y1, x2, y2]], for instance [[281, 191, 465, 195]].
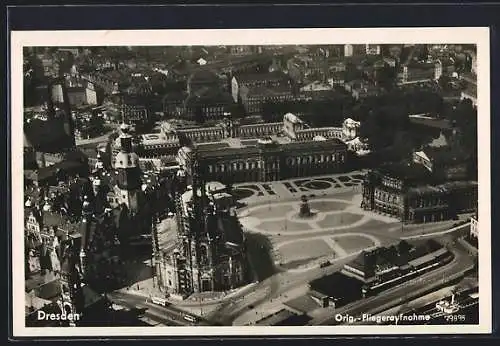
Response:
[[232, 284, 310, 326], [322, 237, 349, 257], [115, 277, 262, 309]]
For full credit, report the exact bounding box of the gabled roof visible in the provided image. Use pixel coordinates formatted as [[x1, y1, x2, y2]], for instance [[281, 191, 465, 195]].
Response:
[[234, 70, 288, 84]]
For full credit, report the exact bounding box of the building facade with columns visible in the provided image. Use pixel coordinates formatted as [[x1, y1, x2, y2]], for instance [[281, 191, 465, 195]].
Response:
[[177, 139, 347, 184], [362, 163, 478, 224], [173, 113, 349, 184]]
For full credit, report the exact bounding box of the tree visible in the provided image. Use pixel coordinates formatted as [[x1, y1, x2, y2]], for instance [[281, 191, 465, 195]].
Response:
[[345, 62, 362, 82], [438, 75, 452, 90], [375, 65, 397, 90]]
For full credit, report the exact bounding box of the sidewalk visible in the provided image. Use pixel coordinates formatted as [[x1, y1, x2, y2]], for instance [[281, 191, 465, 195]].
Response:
[[232, 284, 310, 326], [116, 278, 259, 308]]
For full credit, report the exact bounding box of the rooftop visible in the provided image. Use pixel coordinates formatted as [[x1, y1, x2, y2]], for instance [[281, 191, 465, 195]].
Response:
[[406, 184, 448, 196], [218, 216, 244, 247], [25, 271, 58, 293], [140, 133, 179, 146], [463, 84, 477, 99], [284, 295, 322, 314], [26, 159, 89, 182], [234, 70, 288, 83], [427, 132, 449, 148], [193, 134, 346, 159], [309, 272, 364, 304], [24, 119, 75, 152], [348, 239, 444, 274], [421, 145, 467, 165], [375, 162, 433, 185], [162, 91, 188, 102], [284, 112, 304, 124], [184, 88, 233, 106], [26, 302, 62, 326], [409, 114, 453, 130], [156, 218, 179, 254], [188, 69, 220, 84], [243, 84, 293, 97], [25, 293, 55, 316]]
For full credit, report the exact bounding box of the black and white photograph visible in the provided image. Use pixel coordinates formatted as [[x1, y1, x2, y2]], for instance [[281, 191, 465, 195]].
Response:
[[11, 28, 491, 336]]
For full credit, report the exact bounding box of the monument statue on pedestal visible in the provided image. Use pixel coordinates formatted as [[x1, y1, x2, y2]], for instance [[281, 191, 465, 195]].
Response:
[[299, 195, 312, 218]]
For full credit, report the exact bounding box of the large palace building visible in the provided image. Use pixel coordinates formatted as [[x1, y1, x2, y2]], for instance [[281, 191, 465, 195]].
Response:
[[176, 113, 351, 183], [111, 113, 359, 183]]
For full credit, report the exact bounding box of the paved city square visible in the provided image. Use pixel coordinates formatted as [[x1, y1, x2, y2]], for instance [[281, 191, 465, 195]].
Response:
[[236, 176, 396, 271], [235, 171, 470, 272]]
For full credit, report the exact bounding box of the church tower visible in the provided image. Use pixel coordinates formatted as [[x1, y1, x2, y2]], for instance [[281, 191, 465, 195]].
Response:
[[58, 234, 85, 326], [47, 78, 76, 148], [114, 124, 142, 214], [23, 133, 38, 170], [79, 196, 93, 277]]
